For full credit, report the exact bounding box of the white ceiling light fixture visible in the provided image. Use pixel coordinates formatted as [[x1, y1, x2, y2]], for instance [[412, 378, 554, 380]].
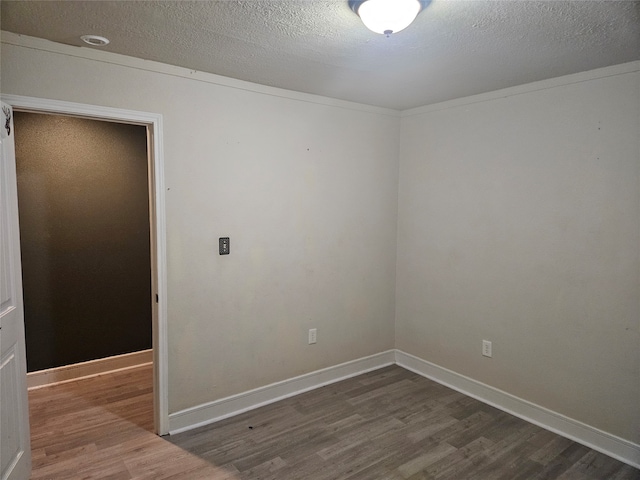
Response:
[[80, 35, 110, 46], [349, 0, 428, 36]]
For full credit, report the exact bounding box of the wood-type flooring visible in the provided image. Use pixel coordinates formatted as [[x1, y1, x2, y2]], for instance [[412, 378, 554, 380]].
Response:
[[28, 364, 230, 479], [29, 363, 639, 479]]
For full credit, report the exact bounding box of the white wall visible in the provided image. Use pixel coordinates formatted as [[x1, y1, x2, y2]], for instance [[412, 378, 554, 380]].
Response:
[[396, 65, 640, 443], [1, 34, 399, 413], [3, 31, 639, 452]]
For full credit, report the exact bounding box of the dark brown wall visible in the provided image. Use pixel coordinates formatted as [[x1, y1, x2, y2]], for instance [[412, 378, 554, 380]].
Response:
[[14, 112, 152, 372]]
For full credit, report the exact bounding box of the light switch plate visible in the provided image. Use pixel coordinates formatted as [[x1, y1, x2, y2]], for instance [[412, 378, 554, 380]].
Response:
[[219, 237, 230, 255]]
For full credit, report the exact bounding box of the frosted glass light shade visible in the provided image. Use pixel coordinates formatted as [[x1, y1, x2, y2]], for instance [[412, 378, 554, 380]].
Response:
[[354, 0, 422, 35]]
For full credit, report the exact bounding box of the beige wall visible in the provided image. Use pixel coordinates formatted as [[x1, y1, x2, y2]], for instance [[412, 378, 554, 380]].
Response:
[[1, 37, 399, 413], [396, 68, 640, 443]]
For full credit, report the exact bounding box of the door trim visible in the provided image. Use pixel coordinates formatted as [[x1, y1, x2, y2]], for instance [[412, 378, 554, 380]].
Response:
[[1, 94, 169, 435]]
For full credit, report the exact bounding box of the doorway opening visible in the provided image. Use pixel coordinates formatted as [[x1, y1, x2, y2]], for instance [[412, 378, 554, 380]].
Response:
[[3, 94, 168, 435], [15, 112, 152, 378]]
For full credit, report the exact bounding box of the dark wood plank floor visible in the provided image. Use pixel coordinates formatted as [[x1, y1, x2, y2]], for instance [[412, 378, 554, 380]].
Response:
[[169, 365, 639, 479], [29, 364, 639, 479]]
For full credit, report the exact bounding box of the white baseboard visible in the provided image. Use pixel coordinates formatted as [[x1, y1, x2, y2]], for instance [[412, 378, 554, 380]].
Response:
[[166, 348, 639, 469], [27, 349, 153, 390], [168, 350, 396, 434], [394, 349, 640, 469]]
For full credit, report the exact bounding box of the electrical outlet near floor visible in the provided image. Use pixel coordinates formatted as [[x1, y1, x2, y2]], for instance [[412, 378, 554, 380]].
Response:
[[482, 340, 492, 357], [308, 328, 317, 345]]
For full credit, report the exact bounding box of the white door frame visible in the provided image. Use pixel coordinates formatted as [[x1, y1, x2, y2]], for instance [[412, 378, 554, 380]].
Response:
[[1, 94, 169, 436]]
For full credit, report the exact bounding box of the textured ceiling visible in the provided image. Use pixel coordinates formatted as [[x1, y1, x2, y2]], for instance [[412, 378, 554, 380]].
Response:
[[2, 0, 639, 110]]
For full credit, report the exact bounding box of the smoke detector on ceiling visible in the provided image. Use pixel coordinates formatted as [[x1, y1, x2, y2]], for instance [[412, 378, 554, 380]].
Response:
[[80, 35, 110, 47]]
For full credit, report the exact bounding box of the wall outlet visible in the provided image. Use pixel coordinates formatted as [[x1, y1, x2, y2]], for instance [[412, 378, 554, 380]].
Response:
[[482, 340, 492, 358], [308, 328, 317, 345]]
